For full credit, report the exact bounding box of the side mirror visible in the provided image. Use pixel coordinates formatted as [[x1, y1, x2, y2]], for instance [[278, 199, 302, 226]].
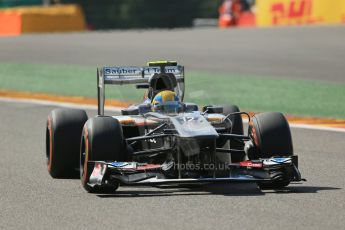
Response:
[[185, 103, 199, 112], [202, 105, 223, 114], [136, 83, 149, 89]]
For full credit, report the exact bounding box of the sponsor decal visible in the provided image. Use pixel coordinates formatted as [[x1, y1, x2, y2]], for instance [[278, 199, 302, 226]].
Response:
[[262, 158, 292, 166], [103, 66, 182, 77], [104, 67, 141, 76], [110, 162, 130, 167], [271, 157, 291, 163], [239, 161, 263, 168], [110, 162, 161, 171], [270, 0, 323, 25], [89, 162, 107, 186], [165, 66, 181, 74], [143, 67, 161, 75]]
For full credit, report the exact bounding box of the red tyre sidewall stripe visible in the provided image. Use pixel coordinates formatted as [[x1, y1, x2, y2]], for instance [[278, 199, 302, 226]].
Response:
[[47, 116, 53, 172], [81, 127, 89, 185], [249, 120, 260, 149]]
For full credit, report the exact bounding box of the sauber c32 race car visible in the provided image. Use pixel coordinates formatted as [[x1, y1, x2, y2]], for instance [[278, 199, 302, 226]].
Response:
[[46, 61, 303, 193]]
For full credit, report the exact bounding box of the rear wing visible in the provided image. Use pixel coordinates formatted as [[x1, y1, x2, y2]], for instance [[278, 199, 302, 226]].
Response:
[[97, 65, 184, 115]]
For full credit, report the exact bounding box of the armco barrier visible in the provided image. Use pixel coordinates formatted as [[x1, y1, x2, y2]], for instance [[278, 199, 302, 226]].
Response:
[[0, 4, 86, 36], [256, 0, 345, 26]]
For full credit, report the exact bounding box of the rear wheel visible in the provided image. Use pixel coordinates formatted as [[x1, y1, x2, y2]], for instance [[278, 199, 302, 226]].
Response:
[[80, 116, 125, 193], [248, 112, 293, 189], [46, 109, 87, 178], [221, 105, 245, 162]]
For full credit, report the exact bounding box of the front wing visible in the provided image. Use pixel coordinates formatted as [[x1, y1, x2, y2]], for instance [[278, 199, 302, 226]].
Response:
[[86, 157, 303, 188]]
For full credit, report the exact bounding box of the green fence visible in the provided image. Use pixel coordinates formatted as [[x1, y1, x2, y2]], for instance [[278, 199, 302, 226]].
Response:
[[61, 0, 223, 29], [0, 0, 43, 8], [0, 0, 223, 29]]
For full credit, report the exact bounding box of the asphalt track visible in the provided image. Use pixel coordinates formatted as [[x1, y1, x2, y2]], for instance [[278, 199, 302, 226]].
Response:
[[1, 26, 345, 229], [1, 26, 345, 83], [1, 100, 345, 230]]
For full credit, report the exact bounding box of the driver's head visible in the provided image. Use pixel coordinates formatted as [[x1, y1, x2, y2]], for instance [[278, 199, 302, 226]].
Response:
[[152, 90, 180, 113], [148, 74, 177, 99]]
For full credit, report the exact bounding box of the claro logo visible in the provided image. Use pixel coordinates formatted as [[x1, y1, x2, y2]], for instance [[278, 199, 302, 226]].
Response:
[[271, 0, 323, 25]]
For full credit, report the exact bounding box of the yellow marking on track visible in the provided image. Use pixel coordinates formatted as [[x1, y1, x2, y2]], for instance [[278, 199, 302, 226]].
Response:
[[0, 89, 131, 108]]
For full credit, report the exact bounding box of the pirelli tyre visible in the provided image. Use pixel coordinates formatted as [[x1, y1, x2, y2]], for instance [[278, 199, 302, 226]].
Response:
[[248, 112, 293, 159], [46, 109, 88, 178], [248, 112, 293, 189], [80, 116, 125, 193], [221, 105, 245, 162]]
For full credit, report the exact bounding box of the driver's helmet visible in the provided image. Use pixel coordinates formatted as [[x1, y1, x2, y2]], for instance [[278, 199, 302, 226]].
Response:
[[152, 90, 180, 113]]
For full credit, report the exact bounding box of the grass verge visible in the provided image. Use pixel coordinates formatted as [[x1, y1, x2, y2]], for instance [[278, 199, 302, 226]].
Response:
[[0, 62, 344, 119]]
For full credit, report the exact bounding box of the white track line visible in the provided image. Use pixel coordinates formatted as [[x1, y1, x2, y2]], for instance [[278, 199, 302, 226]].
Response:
[[0, 97, 123, 112], [288, 123, 345, 133], [1, 96, 345, 133]]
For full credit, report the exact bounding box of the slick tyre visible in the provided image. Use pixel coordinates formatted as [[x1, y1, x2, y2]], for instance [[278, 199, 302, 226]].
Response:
[[46, 109, 88, 178], [248, 112, 293, 159], [248, 112, 293, 189], [80, 116, 125, 193], [221, 105, 245, 162]]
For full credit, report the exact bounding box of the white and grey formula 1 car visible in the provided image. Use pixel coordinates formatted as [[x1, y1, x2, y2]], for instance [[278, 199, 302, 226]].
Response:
[[46, 61, 303, 193]]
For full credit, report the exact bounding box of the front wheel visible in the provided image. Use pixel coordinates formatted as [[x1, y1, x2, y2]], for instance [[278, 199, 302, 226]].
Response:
[[80, 116, 125, 193], [248, 112, 294, 189], [248, 112, 293, 159]]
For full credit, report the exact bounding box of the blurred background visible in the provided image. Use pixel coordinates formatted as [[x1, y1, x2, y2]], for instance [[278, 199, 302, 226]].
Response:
[[1, 0, 345, 33], [0, 0, 247, 31], [0, 0, 345, 119]]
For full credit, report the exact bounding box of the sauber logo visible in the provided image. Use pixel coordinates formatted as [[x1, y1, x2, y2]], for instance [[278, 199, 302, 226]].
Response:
[[271, 0, 323, 25], [104, 67, 141, 76], [104, 66, 182, 76]]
